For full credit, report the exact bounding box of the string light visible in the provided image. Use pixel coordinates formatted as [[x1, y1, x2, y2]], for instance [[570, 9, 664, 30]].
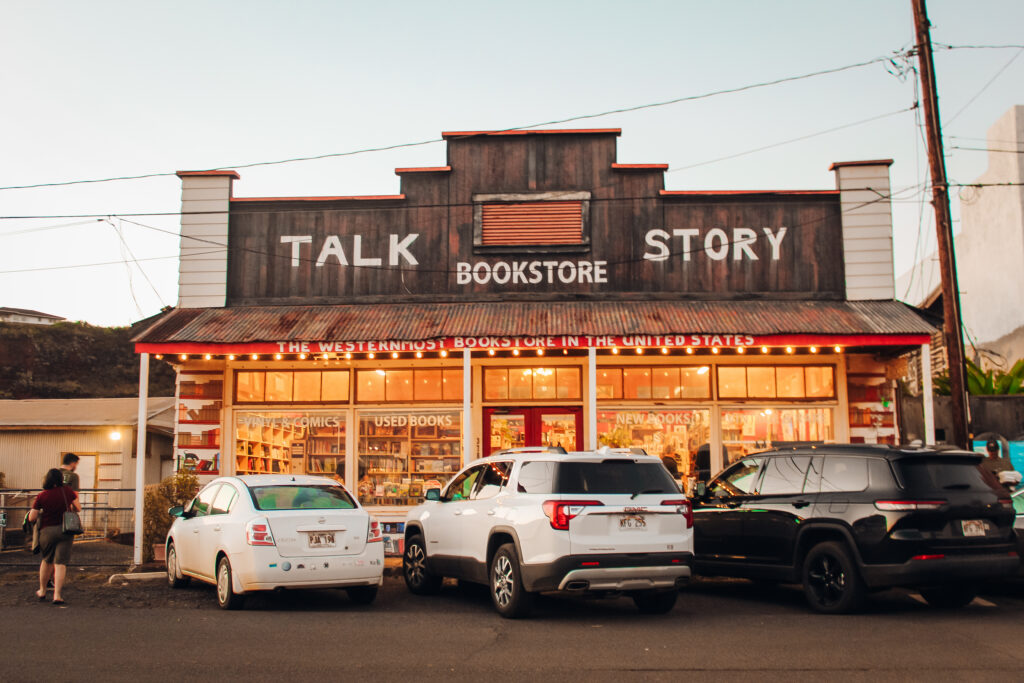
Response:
[[537, 349, 544, 356], [345, 352, 352, 359], [321, 353, 329, 360], [610, 347, 619, 355], [204, 354, 212, 360], [785, 346, 794, 354], [299, 353, 307, 359], [228, 354, 235, 361], [251, 354, 259, 361], [391, 352, 399, 359], [440, 350, 448, 358], [809, 346, 818, 354], [661, 347, 669, 354], [415, 351, 423, 358], [736, 347, 745, 354], [154, 354, 163, 360], [179, 354, 188, 361], [562, 349, 568, 355], [761, 346, 769, 354], [635, 347, 644, 355], [368, 352, 375, 359], [711, 348, 720, 355], [685, 347, 694, 355], [834, 345, 843, 353], [512, 349, 520, 356], [274, 353, 283, 360], [488, 349, 496, 356]]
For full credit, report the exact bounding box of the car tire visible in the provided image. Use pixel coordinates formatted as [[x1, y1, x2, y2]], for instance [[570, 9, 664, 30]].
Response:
[[801, 541, 864, 614], [490, 543, 534, 619], [919, 584, 977, 609], [346, 586, 379, 605], [633, 590, 678, 615], [403, 535, 442, 595], [216, 556, 245, 610], [166, 542, 189, 588]]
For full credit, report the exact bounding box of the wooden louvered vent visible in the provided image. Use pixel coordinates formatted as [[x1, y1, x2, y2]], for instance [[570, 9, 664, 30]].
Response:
[[481, 201, 584, 245]]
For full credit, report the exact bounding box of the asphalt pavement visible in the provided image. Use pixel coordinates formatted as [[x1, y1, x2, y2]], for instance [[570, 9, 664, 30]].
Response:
[[1, 571, 1023, 682]]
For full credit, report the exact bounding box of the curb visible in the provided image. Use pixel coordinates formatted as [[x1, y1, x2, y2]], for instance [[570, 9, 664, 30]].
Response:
[[108, 572, 165, 584]]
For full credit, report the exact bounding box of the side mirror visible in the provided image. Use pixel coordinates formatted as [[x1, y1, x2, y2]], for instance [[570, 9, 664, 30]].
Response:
[[168, 505, 185, 518], [694, 482, 708, 499], [425, 488, 441, 501]]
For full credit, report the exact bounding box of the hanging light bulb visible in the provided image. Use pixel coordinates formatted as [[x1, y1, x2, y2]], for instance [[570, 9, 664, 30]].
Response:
[[611, 347, 619, 355], [345, 352, 352, 360], [810, 346, 818, 354], [512, 349, 520, 356], [391, 352, 399, 359], [250, 354, 259, 361], [415, 351, 423, 359], [536, 348, 544, 356], [635, 347, 644, 355], [685, 347, 694, 355], [834, 345, 843, 353], [661, 347, 669, 355], [227, 354, 235, 361], [785, 346, 794, 354], [711, 348, 720, 355], [179, 354, 188, 361], [204, 354, 212, 361], [761, 346, 769, 354], [488, 349, 496, 356], [736, 347, 745, 354], [299, 353, 307, 360], [367, 352, 375, 359], [274, 354, 283, 360], [440, 350, 448, 358]]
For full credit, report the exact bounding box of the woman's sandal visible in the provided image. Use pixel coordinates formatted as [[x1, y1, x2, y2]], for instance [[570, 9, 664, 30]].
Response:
[[52, 599, 66, 605]]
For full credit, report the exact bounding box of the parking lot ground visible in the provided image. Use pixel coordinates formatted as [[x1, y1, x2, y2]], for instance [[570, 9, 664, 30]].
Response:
[[1, 566, 1024, 681]]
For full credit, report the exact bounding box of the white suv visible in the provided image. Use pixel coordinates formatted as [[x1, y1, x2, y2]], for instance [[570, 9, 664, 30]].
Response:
[[402, 447, 694, 618]]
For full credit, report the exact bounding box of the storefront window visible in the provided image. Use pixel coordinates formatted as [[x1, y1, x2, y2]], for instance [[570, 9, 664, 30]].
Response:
[[483, 367, 581, 400], [597, 409, 711, 482], [357, 411, 462, 506], [235, 411, 346, 479], [720, 407, 834, 465], [357, 368, 462, 402], [715, 366, 835, 400], [600, 366, 711, 400], [235, 370, 350, 403]]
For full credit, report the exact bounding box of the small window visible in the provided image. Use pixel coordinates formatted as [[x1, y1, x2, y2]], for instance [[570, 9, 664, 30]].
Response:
[[517, 461, 555, 494], [211, 485, 238, 515], [483, 367, 580, 401], [710, 458, 762, 496], [473, 461, 512, 500], [189, 484, 221, 517], [596, 369, 623, 399], [819, 457, 869, 493], [758, 456, 812, 495], [717, 367, 747, 399]]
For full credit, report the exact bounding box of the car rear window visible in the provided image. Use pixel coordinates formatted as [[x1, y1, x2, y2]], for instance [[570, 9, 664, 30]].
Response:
[[894, 457, 1000, 493], [554, 460, 679, 495], [250, 485, 356, 511]]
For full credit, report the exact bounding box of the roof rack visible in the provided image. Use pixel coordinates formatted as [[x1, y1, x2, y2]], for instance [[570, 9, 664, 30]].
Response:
[[596, 446, 649, 456], [490, 446, 568, 457]]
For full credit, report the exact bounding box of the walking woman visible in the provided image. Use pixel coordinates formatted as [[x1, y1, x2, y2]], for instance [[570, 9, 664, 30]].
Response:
[[28, 468, 81, 604]]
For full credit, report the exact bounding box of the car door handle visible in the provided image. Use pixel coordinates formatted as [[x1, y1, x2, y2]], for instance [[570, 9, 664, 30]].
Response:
[[791, 500, 811, 509], [725, 500, 742, 508], [487, 509, 496, 516], [453, 510, 462, 516], [213, 525, 221, 532], [192, 528, 199, 534]]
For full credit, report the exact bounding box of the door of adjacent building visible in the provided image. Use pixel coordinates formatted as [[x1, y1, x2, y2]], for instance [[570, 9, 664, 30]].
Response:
[[483, 407, 582, 456]]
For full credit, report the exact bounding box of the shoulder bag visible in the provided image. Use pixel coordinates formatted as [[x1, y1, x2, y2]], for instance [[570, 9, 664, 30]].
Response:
[[60, 487, 84, 536]]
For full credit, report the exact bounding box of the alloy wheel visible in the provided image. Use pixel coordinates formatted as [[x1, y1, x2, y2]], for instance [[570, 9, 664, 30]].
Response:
[[493, 555, 514, 608], [807, 554, 846, 607], [217, 562, 230, 604], [405, 543, 426, 586]]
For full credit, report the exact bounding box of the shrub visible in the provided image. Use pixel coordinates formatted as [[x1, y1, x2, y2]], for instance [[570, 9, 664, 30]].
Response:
[[142, 470, 199, 562]]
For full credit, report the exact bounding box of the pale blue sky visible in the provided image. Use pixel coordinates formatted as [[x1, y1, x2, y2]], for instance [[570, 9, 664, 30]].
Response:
[[1, 0, 1022, 325]]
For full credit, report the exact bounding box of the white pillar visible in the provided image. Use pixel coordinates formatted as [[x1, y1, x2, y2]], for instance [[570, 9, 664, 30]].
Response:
[[587, 347, 597, 450], [133, 353, 150, 567], [462, 349, 473, 464], [921, 343, 935, 444]]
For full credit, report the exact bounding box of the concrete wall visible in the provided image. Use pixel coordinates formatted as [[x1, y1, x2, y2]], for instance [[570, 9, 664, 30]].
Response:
[[957, 105, 1024, 349]]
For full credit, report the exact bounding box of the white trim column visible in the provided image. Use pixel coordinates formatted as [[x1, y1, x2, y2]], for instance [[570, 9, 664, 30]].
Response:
[[921, 343, 935, 444], [133, 353, 150, 567], [462, 349, 473, 465], [587, 347, 597, 450]]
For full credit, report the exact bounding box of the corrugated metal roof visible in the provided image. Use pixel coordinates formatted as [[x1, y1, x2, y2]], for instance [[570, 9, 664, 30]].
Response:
[[133, 300, 933, 344], [0, 397, 176, 430]]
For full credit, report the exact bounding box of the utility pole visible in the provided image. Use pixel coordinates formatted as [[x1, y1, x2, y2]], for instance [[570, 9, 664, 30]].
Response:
[[911, 0, 970, 448]]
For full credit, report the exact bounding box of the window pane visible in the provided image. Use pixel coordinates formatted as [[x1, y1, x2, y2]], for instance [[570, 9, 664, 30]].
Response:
[[357, 370, 386, 402], [679, 366, 711, 399], [651, 367, 679, 400], [776, 367, 805, 398], [596, 368, 622, 399], [386, 370, 415, 401], [717, 367, 746, 398], [321, 371, 349, 402], [442, 369, 463, 401], [623, 368, 651, 399], [758, 456, 812, 495], [747, 367, 775, 398], [533, 368, 556, 399], [597, 409, 711, 481], [555, 368, 581, 399], [805, 366, 835, 398], [414, 369, 443, 401], [236, 371, 265, 402], [211, 485, 238, 515], [252, 485, 355, 510], [473, 461, 512, 500], [484, 368, 509, 400], [293, 372, 322, 402], [265, 371, 293, 402], [819, 456, 868, 493], [509, 368, 533, 399]]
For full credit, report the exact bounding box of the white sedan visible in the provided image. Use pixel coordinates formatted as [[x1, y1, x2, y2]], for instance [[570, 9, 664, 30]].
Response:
[[166, 475, 384, 609]]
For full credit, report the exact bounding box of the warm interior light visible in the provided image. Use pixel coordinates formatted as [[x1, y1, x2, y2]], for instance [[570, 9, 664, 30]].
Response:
[[661, 347, 669, 354], [415, 351, 423, 358], [376, 369, 386, 376], [512, 349, 520, 356], [711, 348, 720, 355], [204, 354, 212, 361], [109, 430, 121, 441], [179, 354, 188, 361], [697, 366, 710, 375], [635, 347, 644, 355], [765, 408, 774, 415], [785, 346, 794, 354], [367, 352, 375, 359], [736, 347, 745, 354], [834, 345, 843, 353], [274, 354, 283, 360], [761, 346, 769, 354]]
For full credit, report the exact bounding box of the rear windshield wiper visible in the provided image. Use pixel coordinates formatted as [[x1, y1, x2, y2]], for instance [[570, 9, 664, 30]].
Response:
[[631, 488, 663, 499]]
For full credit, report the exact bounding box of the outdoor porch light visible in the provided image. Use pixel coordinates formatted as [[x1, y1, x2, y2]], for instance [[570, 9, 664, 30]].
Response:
[[391, 352, 400, 359], [711, 348, 720, 354], [440, 350, 448, 357], [109, 430, 121, 441], [785, 346, 794, 354], [179, 354, 188, 361], [251, 354, 259, 360], [488, 349, 496, 356], [512, 349, 520, 356], [415, 351, 423, 358], [810, 346, 818, 354], [685, 347, 694, 355], [635, 347, 644, 354]]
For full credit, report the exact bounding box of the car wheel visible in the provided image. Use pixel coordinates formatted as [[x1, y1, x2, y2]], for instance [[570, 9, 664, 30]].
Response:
[[216, 556, 245, 610], [919, 584, 977, 609], [346, 586, 379, 605], [632, 590, 678, 615], [490, 543, 533, 619], [403, 535, 442, 595], [166, 542, 189, 588], [802, 541, 864, 614]]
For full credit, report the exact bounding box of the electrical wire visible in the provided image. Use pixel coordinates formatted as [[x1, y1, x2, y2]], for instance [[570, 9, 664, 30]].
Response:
[[943, 48, 1024, 127], [949, 146, 1024, 153], [104, 218, 168, 308], [0, 249, 225, 275], [0, 53, 900, 193]]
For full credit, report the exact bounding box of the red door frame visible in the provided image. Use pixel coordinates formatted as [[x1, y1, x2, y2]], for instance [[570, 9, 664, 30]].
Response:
[[483, 407, 584, 456]]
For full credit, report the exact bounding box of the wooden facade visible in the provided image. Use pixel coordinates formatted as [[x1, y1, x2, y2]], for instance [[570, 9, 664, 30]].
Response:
[[225, 131, 844, 305]]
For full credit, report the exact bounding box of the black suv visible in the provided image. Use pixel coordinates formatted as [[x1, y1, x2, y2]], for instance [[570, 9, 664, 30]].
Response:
[[692, 445, 1019, 613]]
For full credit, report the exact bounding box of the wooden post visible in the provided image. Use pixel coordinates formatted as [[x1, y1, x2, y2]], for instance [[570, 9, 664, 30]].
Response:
[[133, 353, 150, 567], [911, 0, 970, 448]]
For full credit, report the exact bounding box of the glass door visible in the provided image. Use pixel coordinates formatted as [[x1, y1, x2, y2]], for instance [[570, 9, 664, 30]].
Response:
[[484, 407, 582, 456]]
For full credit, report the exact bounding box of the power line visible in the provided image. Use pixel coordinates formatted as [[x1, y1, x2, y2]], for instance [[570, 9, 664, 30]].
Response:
[[949, 146, 1024, 153], [0, 249, 224, 275], [0, 53, 900, 193], [943, 47, 1024, 127]]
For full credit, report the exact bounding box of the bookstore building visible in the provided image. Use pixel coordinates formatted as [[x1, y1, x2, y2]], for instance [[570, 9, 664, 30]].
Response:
[[133, 128, 933, 539]]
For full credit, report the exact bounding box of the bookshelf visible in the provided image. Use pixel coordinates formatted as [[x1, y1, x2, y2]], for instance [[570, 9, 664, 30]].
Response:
[[175, 372, 223, 475], [358, 418, 461, 505]]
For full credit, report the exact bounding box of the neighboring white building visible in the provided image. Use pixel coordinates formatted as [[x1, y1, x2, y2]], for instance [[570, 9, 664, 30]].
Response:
[[0, 307, 65, 325], [897, 105, 1024, 365]]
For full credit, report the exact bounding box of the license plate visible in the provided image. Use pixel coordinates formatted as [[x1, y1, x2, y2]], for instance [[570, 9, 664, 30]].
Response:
[[618, 514, 647, 531], [961, 520, 986, 537], [308, 532, 336, 548]]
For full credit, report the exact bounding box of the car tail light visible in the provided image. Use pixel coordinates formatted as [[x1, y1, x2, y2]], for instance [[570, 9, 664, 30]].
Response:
[[662, 499, 693, 528], [245, 518, 275, 546], [367, 519, 383, 543], [911, 554, 945, 561], [542, 500, 602, 530], [874, 500, 946, 511]]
